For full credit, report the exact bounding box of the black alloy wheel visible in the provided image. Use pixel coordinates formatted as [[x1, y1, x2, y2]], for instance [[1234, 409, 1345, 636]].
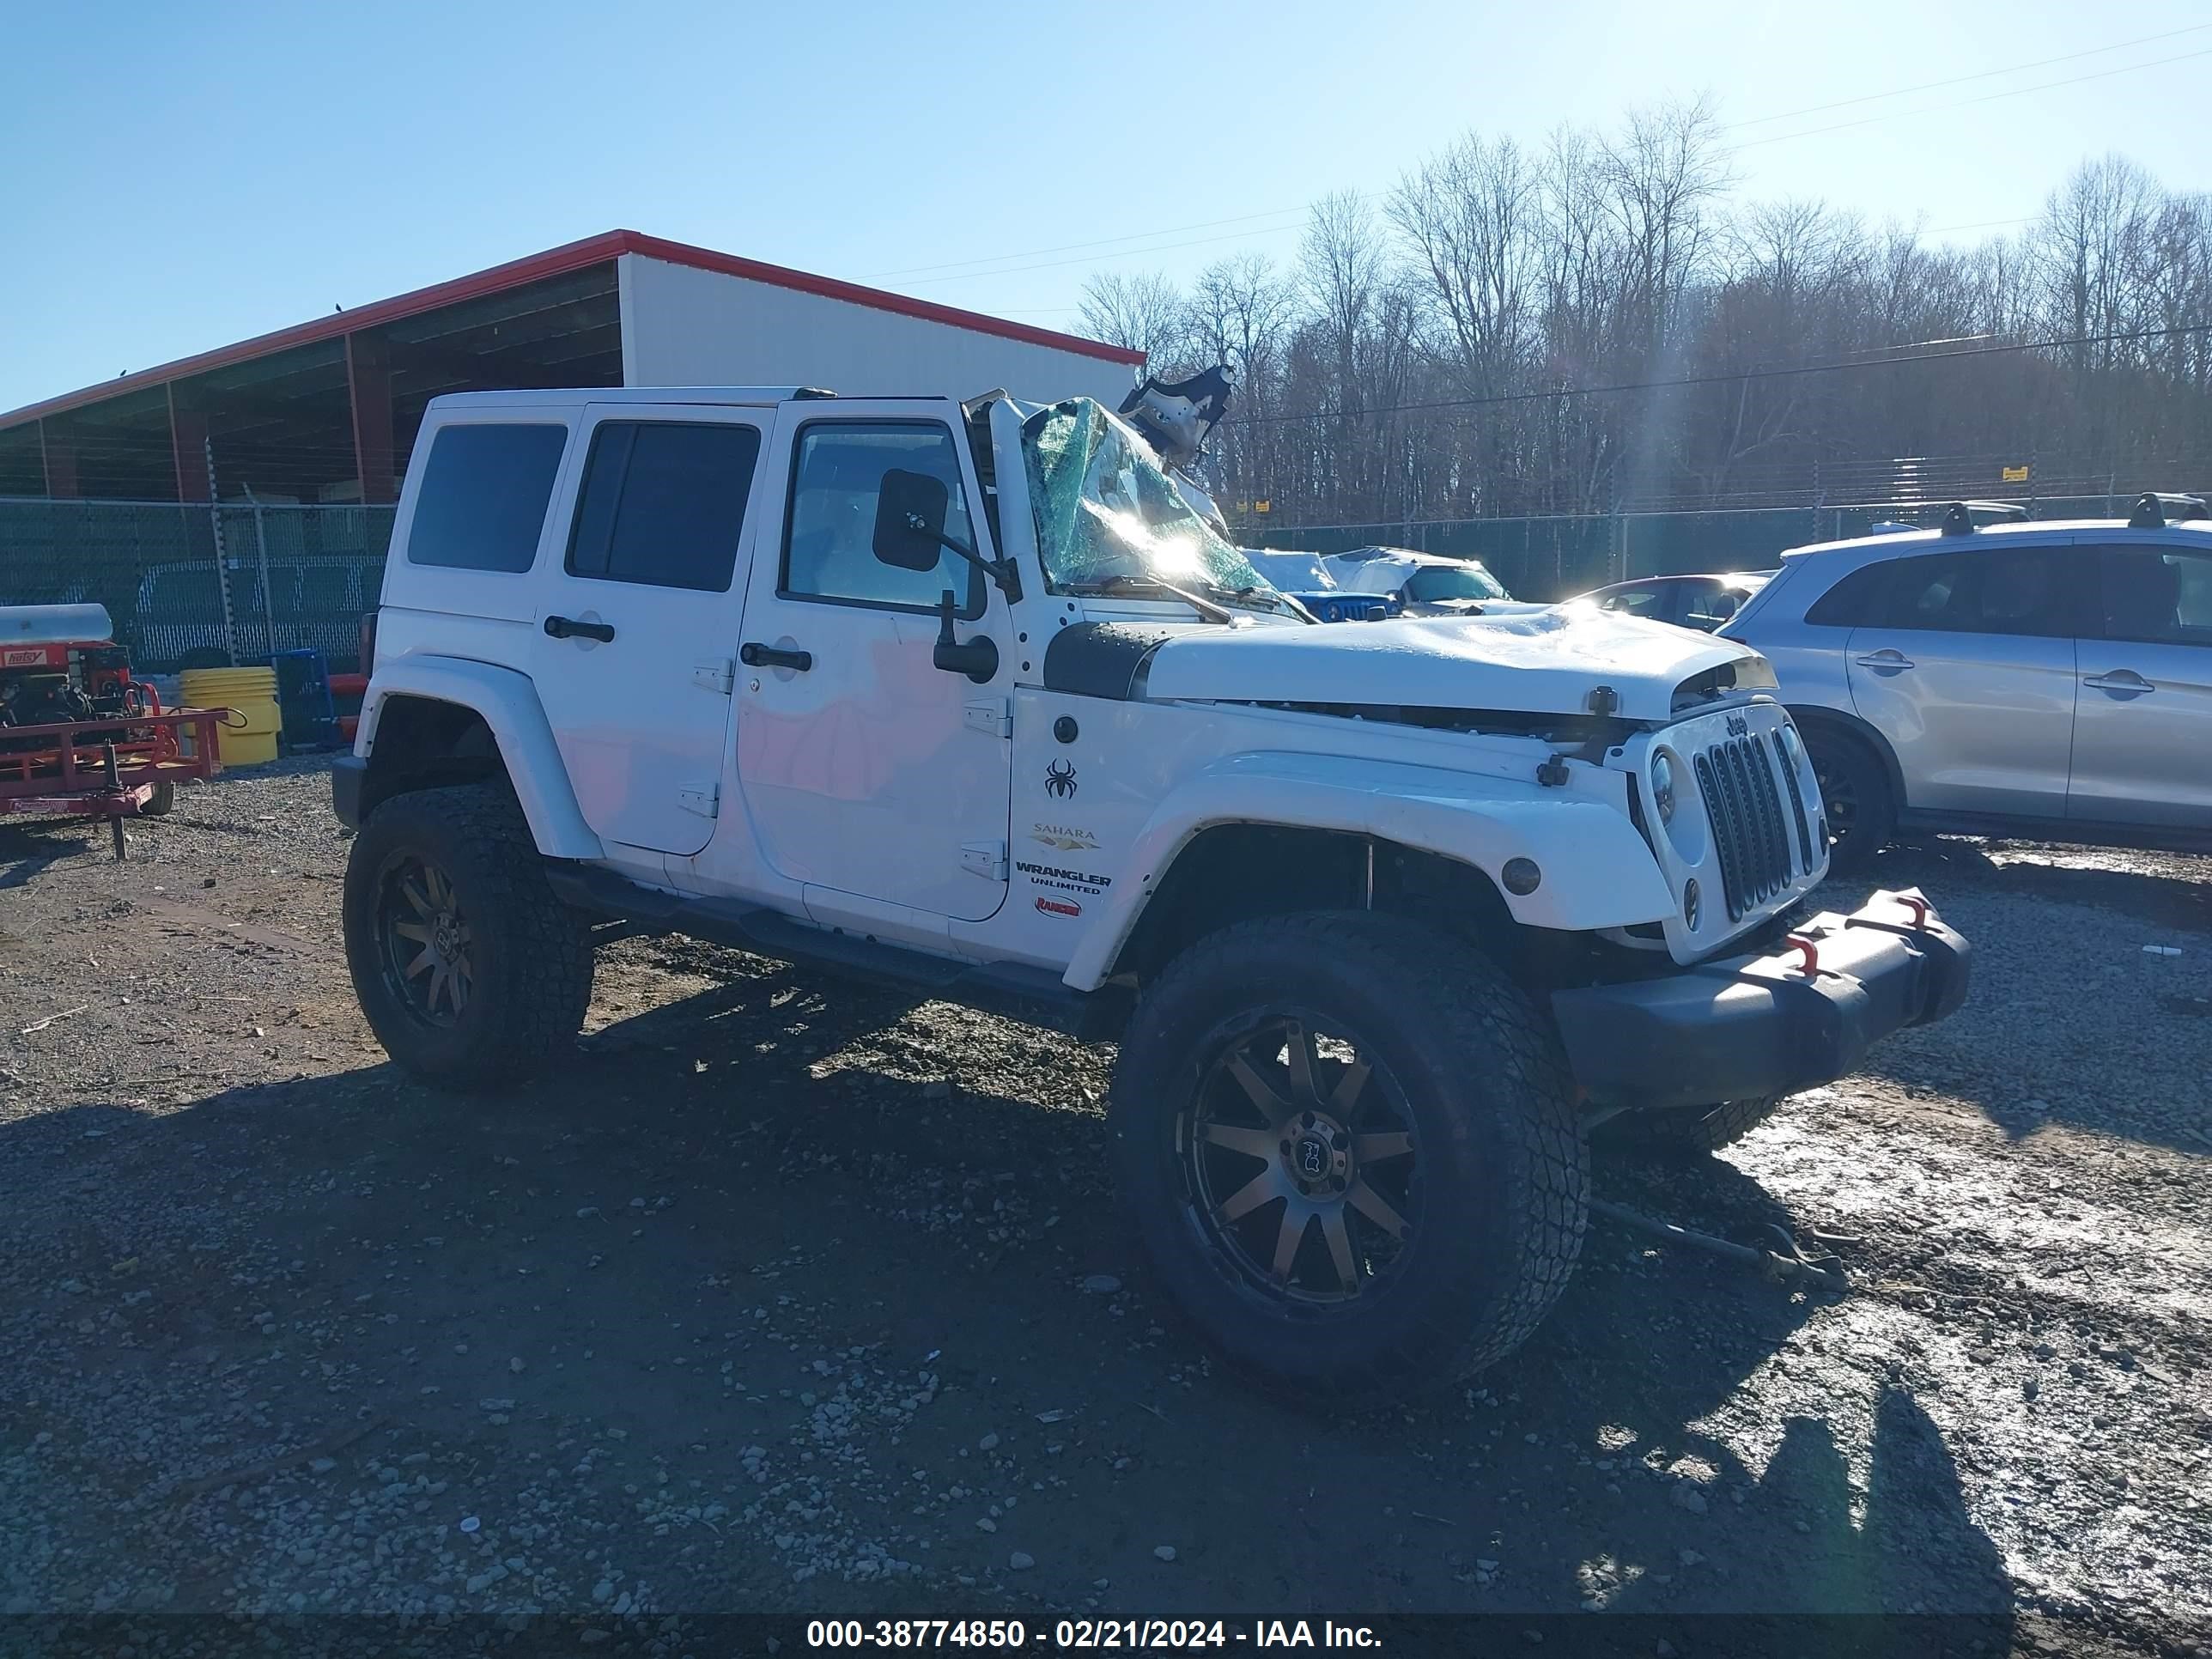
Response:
[[374, 853, 475, 1024], [1182, 1012, 1422, 1305]]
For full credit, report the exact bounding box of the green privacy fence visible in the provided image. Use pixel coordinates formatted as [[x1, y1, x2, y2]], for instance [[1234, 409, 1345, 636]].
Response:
[[4, 490, 2200, 669], [1270, 494, 2195, 602], [0, 499, 396, 671]]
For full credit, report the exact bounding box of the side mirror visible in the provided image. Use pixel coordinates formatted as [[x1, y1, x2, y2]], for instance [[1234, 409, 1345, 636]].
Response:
[[872, 469, 951, 572]]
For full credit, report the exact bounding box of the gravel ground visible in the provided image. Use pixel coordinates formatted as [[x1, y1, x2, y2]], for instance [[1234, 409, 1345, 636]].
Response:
[[0, 758, 2207, 1655]]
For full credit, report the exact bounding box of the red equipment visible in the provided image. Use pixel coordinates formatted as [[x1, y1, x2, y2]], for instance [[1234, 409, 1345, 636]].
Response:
[[0, 606, 227, 860]]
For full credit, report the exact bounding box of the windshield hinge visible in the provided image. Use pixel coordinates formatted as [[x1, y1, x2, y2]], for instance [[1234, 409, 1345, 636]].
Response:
[[963, 697, 1012, 738], [960, 840, 1008, 881]]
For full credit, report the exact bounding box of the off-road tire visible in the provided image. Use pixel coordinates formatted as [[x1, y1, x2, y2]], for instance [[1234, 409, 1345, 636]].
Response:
[[1109, 911, 1588, 1404], [343, 782, 593, 1090], [1806, 726, 1894, 876], [1607, 1095, 1784, 1155], [137, 781, 176, 817]]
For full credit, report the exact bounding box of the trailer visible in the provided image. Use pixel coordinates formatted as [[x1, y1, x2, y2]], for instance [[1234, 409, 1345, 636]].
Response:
[[0, 605, 226, 859]]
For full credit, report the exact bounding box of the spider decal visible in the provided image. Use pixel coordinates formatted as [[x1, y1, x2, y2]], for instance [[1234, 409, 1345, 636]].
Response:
[[1045, 759, 1079, 799]]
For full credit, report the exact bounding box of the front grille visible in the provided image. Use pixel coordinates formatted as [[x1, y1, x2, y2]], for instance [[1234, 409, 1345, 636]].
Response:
[[1693, 735, 1801, 921], [1771, 729, 1817, 870]]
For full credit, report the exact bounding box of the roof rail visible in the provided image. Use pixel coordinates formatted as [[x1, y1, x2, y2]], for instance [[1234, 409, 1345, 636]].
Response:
[[2127, 491, 2209, 528], [1938, 499, 2028, 535]]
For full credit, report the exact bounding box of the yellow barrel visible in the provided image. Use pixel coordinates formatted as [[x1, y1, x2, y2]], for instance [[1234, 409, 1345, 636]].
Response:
[[180, 666, 281, 767]]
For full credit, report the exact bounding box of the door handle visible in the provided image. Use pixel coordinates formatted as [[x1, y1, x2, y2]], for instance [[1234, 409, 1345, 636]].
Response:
[[2083, 671, 2154, 695], [739, 641, 813, 672], [544, 615, 616, 643], [1853, 650, 1914, 671]]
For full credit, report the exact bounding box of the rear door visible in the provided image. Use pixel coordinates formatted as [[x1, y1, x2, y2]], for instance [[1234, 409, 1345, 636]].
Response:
[[1843, 543, 2076, 817], [528, 405, 767, 857], [2066, 538, 2212, 828]]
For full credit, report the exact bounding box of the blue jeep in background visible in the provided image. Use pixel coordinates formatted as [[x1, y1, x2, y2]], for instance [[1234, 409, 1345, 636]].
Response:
[[1242, 548, 1401, 623]]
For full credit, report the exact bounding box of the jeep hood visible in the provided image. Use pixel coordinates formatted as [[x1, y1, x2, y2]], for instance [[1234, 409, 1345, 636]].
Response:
[[1137, 609, 1773, 722]]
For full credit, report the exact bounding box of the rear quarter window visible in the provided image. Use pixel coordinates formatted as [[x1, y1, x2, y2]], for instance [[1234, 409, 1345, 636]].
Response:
[[405, 423, 569, 573], [1803, 561, 1894, 628]]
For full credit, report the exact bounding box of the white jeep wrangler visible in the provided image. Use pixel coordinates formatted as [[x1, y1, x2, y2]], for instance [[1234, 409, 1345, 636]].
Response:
[[333, 385, 1970, 1400]]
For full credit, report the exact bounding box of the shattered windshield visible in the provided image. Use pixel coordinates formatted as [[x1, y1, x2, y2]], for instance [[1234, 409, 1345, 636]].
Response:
[[1021, 399, 1273, 605]]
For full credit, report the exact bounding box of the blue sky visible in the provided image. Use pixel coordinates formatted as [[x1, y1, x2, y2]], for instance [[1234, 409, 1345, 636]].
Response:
[[3, 0, 2208, 413]]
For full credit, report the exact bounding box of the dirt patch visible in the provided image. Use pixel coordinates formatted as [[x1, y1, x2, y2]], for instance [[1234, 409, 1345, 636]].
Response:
[[1, 762, 2206, 1654]]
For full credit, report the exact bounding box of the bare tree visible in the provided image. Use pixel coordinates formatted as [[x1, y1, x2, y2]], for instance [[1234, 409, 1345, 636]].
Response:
[[1389, 132, 1538, 392], [1595, 95, 1734, 365], [1076, 271, 1192, 368], [1059, 121, 2212, 532]]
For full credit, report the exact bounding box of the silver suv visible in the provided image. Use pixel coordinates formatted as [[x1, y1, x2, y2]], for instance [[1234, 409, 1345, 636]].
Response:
[[1723, 494, 2212, 870]]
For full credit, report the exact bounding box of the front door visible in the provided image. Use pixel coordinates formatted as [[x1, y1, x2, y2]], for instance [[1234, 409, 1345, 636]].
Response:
[[731, 404, 1012, 923], [529, 405, 767, 856], [2068, 540, 2212, 828], [1844, 544, 2076, 817]]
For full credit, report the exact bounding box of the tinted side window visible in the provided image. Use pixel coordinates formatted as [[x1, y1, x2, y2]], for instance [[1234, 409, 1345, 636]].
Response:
[[407, 424, 568, 573], [2089, 545, 2212, 645], [1802, 562, 1893, 628], [1684, 586, 1744, 629], [1599, 586, 1670, 617], [1876, 548, 2070, 635], [781, 422, 981, 616], [566, 422, 762, 592]]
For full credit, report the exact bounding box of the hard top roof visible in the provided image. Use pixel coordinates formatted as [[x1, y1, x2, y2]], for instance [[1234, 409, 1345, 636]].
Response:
[[422, 386, 955, 412]]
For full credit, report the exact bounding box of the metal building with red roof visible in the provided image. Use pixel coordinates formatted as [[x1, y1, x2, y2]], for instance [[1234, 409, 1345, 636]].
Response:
[[0, 231, 1143, 506]]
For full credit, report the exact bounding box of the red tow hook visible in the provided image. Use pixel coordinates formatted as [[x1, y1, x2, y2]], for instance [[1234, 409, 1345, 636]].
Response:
[[1783, 934, 1821, 977], [1894, 893, 1931, 930]]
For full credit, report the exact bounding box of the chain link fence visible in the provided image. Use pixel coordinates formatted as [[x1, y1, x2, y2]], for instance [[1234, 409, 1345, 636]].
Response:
[[0, 500, 395, 671], [5, 488, 2204, 668]]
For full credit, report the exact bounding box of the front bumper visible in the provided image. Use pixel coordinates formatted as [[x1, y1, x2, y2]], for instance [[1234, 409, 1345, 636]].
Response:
[[1551, 888, 1970, 1112]]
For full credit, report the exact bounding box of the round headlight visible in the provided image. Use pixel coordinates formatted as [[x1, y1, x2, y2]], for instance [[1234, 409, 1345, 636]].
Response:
[[1650, 751, 1677, 823]]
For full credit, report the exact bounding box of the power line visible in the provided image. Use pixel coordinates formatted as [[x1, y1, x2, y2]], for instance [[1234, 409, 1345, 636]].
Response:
[[1226, 321, 2212, 428], [864, 204, 1318, 282], [878, 26, 2197, 295], [896, 220, 1310, 289], [1923, 216, 2035, 236], [1723, 22, 2212, 129], [1735, 47, 2212, 149]]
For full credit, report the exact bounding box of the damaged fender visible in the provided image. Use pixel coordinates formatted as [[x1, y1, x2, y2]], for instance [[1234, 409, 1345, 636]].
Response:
[[1060, 749, 1675, 991]]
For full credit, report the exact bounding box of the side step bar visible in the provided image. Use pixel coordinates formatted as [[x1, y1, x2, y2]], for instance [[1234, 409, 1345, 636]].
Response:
[[544, 861, 1109, 1039]]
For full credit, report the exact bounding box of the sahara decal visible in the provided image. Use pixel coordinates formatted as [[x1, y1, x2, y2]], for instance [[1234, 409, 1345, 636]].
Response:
[[1035, 895, 1083, 919], [1030, 822, 1099, 852]]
